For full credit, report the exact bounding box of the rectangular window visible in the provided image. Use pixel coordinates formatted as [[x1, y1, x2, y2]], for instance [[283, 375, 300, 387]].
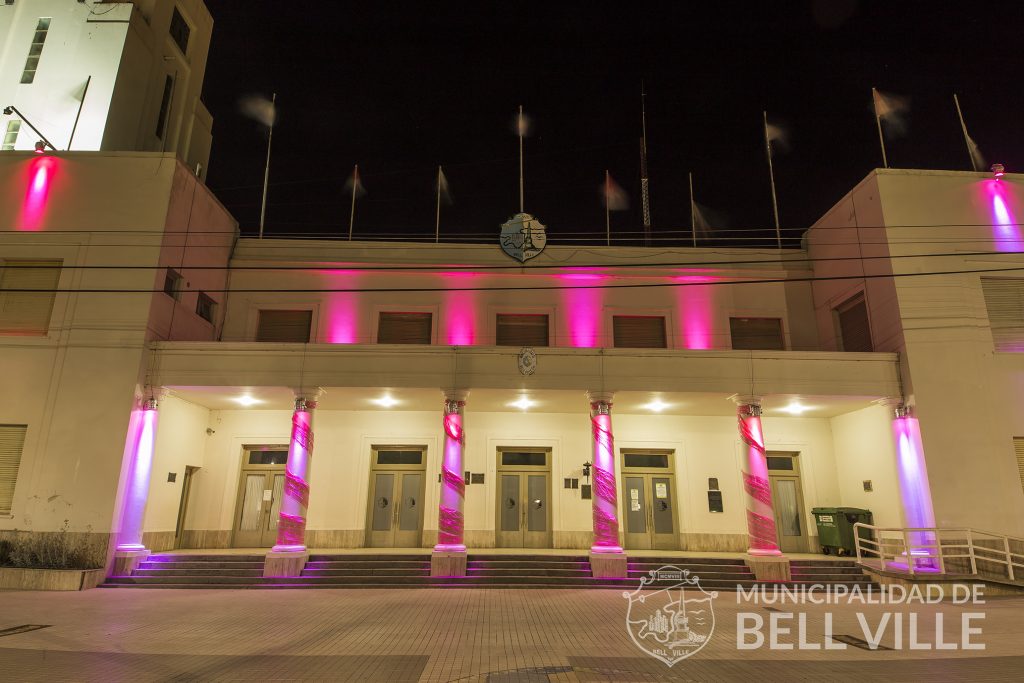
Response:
[[195, 292, 215, 323], [500, 451, 547, 467], [613, 315, 667, 348], [766, 456, 795, 471], [163, 268, 182, 300], [0, 425, 27, 514], [375, 450, 424, 466], [155, 75, 174, 139], [377, 312, 432, 344], [169, 7, 190, 55], [255, 309, 312, 343], [835, 292, 873, 352], [2, 121, 21, 151], [622, 452, 670, 469], [982, 278, 1024, 352], [1014, 438, 1024, 496], [20, 18, 51, 84], [0, 259, 61, 336], [729, 317, 784, 350], [496, 313, 549, 347], [247, 450, 288, 466]]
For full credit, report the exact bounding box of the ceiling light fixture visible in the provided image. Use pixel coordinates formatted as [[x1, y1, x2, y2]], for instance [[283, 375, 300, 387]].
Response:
[[644, 399, 669, 412], [510, 396, 534, 411], [374, 395, 399, 408], [780, 402, 810, 415], [233, 395, 262, 407]]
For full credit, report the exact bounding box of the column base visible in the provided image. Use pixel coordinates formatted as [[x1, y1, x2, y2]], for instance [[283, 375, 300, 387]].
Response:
[[264, 549, 309, 578], [112, 549, 150, 576], [589, 551, 628, 578], [431, 549, 467, 577], [745, 554, 791, 581]]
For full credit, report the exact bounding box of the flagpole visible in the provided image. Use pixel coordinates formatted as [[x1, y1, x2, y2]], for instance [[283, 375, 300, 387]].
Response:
[[518, 105, 525, 213], [259, 92, 276, 239], [435, 165, 442, 243], [348, 163, 358, 241], [640, 84, 652, 247], [872, 87, 889, 169], [953, 94, 979, 172], [68, 75, 91, 151], [689, 172, 696, 248], [763, 111, 781, 248], [605, 170, 611, 246]]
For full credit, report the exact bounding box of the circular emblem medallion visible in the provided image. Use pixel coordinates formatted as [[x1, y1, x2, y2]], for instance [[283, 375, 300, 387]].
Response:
[[517, 347, 537, 376]]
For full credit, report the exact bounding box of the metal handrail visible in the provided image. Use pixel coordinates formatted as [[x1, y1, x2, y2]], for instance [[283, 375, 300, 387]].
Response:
[[853, 522, 1024, 582]]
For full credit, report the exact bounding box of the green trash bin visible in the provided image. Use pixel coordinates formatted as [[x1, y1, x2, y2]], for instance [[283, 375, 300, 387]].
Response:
[[812, 507, 873, 556]]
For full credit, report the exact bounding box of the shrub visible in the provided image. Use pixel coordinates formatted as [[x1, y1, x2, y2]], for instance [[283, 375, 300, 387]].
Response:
[[0, 522, 104, 570]]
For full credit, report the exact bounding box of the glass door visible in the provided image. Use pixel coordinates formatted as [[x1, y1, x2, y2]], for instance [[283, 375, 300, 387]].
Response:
[[232, 470, 285, 547], [365, 447, 427, 547], [620, 451, 679, 551], [767, 452, 808, 553], [495, 449, 551, 548]]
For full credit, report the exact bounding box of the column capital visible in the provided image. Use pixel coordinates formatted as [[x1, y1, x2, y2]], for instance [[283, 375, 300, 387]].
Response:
[[731, 394, 762, 408], [292, 387, 324, 412], [442, 388, 469, 403], [874, 397, 911, 418], [586, 391, 614, 407]]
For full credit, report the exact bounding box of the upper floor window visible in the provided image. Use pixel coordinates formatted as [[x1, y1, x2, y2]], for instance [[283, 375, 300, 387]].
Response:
[[21, 18, 51, 84], [2, 121, 21, 151], [729, 317, 784, 351], [163, 268, 183, 300], [496, 313, 548, 347], [981, 277, 1024, 352], [195, 292, 216, 323], [0, 424, 27, 514], [0, 259, 61, 336], [834, 292, 873, 352], [613, 315, 667, 348], [256, 309, 312, 343], [169, 7, 190, 55], [377, 312, 432, 344]]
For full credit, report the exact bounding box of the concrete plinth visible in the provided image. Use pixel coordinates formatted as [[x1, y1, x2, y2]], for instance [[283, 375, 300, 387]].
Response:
[[264, 550, 309, 578], [589, 551, 628, 578], [745, 555, 791, 581], [431, 550, 467, 577], [112, 549, 150, 576]]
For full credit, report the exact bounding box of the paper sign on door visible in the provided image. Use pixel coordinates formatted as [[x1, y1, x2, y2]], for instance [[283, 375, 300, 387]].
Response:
[[655, 483, 668, 499], [262, 489, 273, 502]]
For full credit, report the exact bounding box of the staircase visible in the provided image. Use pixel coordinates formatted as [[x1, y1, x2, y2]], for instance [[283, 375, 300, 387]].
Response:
[[102, 553, 876, 589]]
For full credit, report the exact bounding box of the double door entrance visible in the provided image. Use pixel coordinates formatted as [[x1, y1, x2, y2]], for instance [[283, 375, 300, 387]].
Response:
[[232, 447, 289, 547], [365, 446, 427, 547], [496, 448, 552, 548], [621, 450, 679, 550]]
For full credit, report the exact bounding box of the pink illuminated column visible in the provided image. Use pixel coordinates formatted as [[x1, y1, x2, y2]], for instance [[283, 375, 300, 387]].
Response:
[[272, 396, 317, 553], [890, 403, 937, 560], [435, 390, 468, 552], [735, 397, 782, 556], [588, 392, 623, 553], [115, 397, 160, 552]]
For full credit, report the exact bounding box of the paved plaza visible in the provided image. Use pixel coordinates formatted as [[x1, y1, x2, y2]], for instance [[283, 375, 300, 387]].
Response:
[[0, 587, 1022, 681]]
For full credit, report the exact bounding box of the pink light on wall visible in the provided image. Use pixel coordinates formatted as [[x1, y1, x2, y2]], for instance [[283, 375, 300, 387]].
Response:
[[893, 415, 936, 531], [18, 157, 57, 231], [674, 275, 716, 349], [562, 283, 604, 347], [445, 290, 476, 345], [326, 293, 358, 343], [115, 401, 159, 552], [983, 179, 1021, 251]]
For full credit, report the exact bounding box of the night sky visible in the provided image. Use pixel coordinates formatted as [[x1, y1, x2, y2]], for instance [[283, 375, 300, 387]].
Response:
[[201, 1, 1024, 247]]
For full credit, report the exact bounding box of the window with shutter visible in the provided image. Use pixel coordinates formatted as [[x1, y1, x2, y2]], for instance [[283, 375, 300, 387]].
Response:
[[981, 278, 1024, 351], [1014, 438, 1024, 497], [612, 315, 667, 348], [729, 317, 784, 350], [835, 293, 873, 352], [496, 314, 549, 346], [196, 292, 216, 323], [0, 259, 61, 336], [255, 310, 312, 342], [377, 312, 432, 344], [0, 425, 27, 514]]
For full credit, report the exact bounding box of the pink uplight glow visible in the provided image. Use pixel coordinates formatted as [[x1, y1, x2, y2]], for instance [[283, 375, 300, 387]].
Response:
[[18, 156, 57, 231], [445, 290, 476, 345], [674, 275, 717, 349], [983, 179, 1022, 251], [115, 404, 158, 552], [326, 293, 358, 343], [562, 285, 603, 347], [893, 416, 936, 529]]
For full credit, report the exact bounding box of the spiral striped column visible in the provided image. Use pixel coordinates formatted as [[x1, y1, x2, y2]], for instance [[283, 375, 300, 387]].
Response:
[[272, 396, 316, 553], [588, 392, 623, 554], [736, 397, 781, 556], [434, 391, 467, 552]]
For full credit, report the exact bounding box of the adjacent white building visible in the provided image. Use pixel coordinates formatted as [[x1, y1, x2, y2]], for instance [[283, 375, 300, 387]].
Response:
[[0, 0, 212, 177]]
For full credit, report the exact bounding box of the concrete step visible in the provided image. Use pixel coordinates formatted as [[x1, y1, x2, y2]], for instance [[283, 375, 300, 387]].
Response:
[[302, 568, 431, 577], [466, 568, 592, 577], [147, 554, 265, 562], [467, 561, 588, 570], [138, 561, 265, 571], [307, 554, 431, 562], [304, 560, 430, 570], [133, 568, 265, 577]]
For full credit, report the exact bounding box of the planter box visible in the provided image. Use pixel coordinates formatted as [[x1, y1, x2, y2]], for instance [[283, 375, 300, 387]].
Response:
[[0, 567, 105, 591]]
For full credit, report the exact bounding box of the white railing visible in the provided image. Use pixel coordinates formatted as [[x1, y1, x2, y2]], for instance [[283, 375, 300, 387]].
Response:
[[854, 523, 1024, 582]]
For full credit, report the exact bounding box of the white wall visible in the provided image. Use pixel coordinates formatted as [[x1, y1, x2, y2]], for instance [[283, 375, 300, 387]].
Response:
[[141, 393, 209, 534], [829, 403, 903, 527]]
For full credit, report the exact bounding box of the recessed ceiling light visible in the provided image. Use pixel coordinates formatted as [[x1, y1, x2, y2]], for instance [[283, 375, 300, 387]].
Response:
[[510, 396, 534, 411], [780, 402, 810, 415], [233, 395, 262, 407], [644, 399, 669, 413], [374, 395, 399, 408]]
